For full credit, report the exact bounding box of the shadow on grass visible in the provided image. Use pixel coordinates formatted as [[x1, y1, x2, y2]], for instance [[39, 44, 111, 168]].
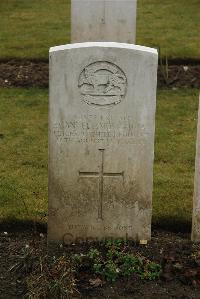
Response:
[[153, 216, 191, 233], [0, 220, 47, 234], [0, 217, 192, 235]]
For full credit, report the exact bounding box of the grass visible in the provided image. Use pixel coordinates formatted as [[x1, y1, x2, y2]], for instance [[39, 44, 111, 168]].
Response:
[[0, 0, 199, 60], [0, 0, 70, 60], [0, 89, 48, 222], [0, 88, 199, 229], [153, 89, 199, 230], [137, 0, 200, 60]]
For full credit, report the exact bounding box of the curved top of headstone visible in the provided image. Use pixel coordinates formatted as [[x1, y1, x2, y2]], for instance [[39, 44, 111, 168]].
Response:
[[49, 42, 157, 55]]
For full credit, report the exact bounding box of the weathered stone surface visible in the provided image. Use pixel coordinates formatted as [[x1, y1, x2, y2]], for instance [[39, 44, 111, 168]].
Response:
[[71, 0, 137, 43], [48, 42, 158, 246], [192, 95, 200, 242]]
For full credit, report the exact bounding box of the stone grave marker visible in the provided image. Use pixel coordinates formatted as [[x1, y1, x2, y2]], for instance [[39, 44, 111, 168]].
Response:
[[71, 0, 137, 43], [192, 95, 200, 242], [48, 42, 158, 246]]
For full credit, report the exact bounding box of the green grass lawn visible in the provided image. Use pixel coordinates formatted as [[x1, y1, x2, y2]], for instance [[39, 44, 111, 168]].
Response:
[[0, 88, 199, 230], [0, 0, 199, 60], [154, 89, 198, 230], [0, 89, 48, 222]]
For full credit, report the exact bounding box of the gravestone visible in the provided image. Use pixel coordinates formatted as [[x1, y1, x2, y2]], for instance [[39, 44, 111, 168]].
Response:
[[48, 42, 158, 246], [71, 0, 137, 43], [192, 95, 200, 242]]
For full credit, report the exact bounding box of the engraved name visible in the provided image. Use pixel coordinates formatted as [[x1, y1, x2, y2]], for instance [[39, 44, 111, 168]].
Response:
[[52, 114, 150, 144]]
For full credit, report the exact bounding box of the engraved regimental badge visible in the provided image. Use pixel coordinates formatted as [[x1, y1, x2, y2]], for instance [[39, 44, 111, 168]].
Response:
[[78, 61, 127, 107]]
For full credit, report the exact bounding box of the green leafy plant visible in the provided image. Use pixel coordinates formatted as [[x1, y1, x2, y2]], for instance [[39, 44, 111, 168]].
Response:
[[73, 241, 162, 283], [140, 262, 162, 280], [120, 254, 143, 277], [103, 260, 119, 282], [87, 248, 100, 259], [93, 262, 103, 274]]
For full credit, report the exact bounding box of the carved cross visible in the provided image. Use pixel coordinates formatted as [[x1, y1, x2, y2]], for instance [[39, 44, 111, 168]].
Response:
[[79, 149, 124, 220]]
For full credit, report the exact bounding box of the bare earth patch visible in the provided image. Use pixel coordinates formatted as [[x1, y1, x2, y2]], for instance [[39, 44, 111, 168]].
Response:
[[0, 60, 199, 89], [0, 225, 199, 299]]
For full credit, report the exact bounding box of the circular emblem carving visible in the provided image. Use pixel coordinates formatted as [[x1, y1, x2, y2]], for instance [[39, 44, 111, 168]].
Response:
[[78, 61, 127, 107]]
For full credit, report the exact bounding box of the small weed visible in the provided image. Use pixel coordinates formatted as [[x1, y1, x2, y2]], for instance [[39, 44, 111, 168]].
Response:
[[9, 245, 36, 274], [87, 248, 100, 259], [158, 47, 169, 84], [26, 255, 77, 299], [120, 254, 143, 277], [103, 260, 119, 282], [140, 262, 162, 280]]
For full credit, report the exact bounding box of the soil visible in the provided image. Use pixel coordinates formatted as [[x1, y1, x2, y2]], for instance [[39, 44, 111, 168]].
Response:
[[0, 225, 199, 299], [0, 59, 199, 89]]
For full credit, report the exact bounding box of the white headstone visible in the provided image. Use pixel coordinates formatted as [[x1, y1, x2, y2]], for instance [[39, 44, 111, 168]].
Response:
[[48, 42, 158, 247], [71, 0, 137, 43], [192, 95, 200, 242]]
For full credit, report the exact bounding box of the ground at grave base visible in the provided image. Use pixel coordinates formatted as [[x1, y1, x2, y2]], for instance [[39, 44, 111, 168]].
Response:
[[0, 225, 199, 299]]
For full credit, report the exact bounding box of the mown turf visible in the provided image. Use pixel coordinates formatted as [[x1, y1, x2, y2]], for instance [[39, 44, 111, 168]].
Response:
[[137, 0, 200, 60], [0, 89, 48, 222], [0, 0, 70, 59], [153, 89, 199, 230], [0, 88, 199, 229], [0, 0, 199, 60]]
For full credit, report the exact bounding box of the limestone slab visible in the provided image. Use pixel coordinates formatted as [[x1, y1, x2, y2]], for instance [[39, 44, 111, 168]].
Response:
[[192, 95, 200, 242], [71, 0, 137, 43], [48, 42, 158, 246]]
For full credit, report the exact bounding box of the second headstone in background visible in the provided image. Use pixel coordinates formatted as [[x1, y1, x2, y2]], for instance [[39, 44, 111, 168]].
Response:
[[71, 0, 137, 43]]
